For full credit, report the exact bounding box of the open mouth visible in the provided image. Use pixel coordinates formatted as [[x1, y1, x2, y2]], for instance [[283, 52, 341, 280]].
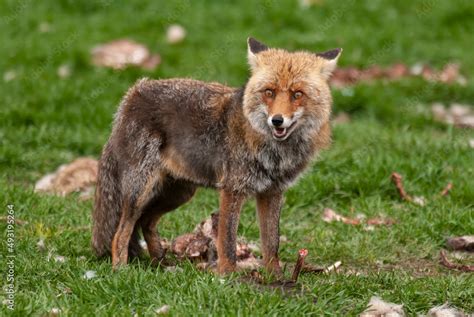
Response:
[[272, 122, 297, 140]]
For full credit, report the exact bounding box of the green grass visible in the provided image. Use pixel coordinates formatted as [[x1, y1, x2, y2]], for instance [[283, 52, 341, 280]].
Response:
[[1, 0, 474, 315]]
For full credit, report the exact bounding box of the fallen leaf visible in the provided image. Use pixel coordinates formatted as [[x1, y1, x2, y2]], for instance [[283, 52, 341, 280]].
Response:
[[91, 39, 161, 70], [360, 296, 405, 317]]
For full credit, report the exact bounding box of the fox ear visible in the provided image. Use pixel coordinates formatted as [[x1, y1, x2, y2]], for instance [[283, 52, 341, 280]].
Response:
[[316, 48, 342, 80], [247, 37, 269, 69]]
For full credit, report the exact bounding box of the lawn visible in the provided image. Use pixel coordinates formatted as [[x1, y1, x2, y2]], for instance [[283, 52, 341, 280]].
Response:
[[1, 0, 473, 316]]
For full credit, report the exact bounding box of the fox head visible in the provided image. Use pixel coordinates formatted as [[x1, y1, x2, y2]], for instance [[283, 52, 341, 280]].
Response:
[[243, 37, 341, 141]]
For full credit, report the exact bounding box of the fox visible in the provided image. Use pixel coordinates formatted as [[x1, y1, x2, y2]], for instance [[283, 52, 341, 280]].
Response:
[[92, 37, 341, 275]]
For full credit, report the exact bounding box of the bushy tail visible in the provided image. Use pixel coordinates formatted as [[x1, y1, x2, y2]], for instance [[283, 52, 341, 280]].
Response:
[[91, 145, 141, 258]]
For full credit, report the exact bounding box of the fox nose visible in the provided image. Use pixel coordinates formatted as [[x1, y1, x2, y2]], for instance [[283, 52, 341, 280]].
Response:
[[271, 114, 284, 127]]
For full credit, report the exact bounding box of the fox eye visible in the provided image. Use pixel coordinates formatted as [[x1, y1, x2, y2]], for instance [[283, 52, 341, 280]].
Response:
[[264, 89, 274, 98], [293, 91, 303, 100]]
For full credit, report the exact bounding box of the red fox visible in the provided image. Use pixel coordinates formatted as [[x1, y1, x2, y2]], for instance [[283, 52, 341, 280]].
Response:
[[92, 38, 341, 275]]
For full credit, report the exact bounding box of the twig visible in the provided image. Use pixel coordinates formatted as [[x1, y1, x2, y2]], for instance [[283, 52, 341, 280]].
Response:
[[439, 183, 453, 196], [439, 250, 474, 272], [291, 249, 308, 282], [390, 172, 412, 202]]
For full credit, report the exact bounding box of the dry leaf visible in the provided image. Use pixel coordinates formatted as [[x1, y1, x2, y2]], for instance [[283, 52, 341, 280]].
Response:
[[91, 39, 161, 70], [360, 296, 405, 317]]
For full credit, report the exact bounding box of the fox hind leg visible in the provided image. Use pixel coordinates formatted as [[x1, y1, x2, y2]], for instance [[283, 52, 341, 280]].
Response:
[[111, 169, 166, 269], [139, 177, 197, 265], [111, 199, 142, 269]]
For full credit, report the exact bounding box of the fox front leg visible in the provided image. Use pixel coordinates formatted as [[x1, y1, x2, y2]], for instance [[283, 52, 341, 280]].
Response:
[[216, 190, 245, 274], [256, 190, 283, 277]]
